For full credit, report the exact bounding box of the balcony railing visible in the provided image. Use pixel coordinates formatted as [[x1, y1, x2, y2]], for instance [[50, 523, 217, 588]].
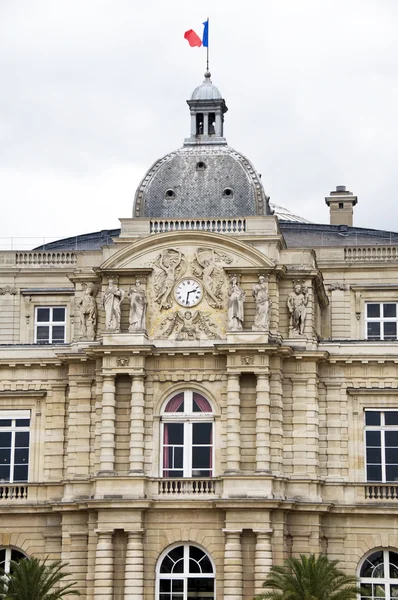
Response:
[[365, 484, 398, 500], [345, 246, 398, 262], [0, 485, 28, 500], [157, 478, 217, 496], [150, 218, 246, 234], [16, 252, 77, 266]]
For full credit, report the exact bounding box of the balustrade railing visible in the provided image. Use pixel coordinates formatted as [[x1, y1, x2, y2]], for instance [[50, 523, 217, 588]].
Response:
[[16, 252, 77, 266], [150, 219, 246, 234], [345, 246, 398, 261], [158, 478, 216, 496], [0, 485, 28, 500], [365, 484, 398, 500]]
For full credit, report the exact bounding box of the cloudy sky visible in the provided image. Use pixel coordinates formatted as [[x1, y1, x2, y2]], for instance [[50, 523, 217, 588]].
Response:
[[1, 0, 398, 248]]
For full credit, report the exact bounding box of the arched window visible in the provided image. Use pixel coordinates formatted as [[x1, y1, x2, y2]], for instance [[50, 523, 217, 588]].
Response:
[[161, 391, 214, 478], [0, 547, 27, 574], [360, 549, 398, 600], [157, 544, 215, 600]]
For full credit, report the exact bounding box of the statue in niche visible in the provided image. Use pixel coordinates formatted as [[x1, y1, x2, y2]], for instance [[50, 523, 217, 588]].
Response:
[[227, 275, 245, 331], [153, 249, 186, 310], [252, 275, 272, 331], [102, 278, 125, 332], [128, 279, 147, 332], [287, 282, 309, 335], [77, 282, 98, 340], [191, 247, 233, 309], [158, 310, 220, 340]]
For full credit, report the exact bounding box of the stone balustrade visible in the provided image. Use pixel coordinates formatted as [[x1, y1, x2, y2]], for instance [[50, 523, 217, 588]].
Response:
[[149, 218, 246, 234]]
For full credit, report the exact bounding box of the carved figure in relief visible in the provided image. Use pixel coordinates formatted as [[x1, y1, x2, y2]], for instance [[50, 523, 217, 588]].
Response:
[[157, 310, 221, 340], [252, 275, 272, 331], [102, 278, 125, 332], [227, 275, 245, 330], [191, 247, 233, 309], [78, 282, 98, 340], [128, 279, 147, 332], [154, 249, 186, 310], [287, 282, 308, 335]]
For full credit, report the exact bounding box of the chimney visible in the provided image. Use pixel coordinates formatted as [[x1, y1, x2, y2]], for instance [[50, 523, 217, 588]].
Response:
[[325, 185, 358, 227]]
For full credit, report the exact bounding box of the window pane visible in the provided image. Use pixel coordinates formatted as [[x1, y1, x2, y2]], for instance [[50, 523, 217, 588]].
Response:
[[13, 465, 28, 482], [366, 431, 381, 447], [165, 394, 184, 413], [366, 447, 382, 463], [166, 423, 184, 445], [367, 465, 382, 481], [173, 447, 183, 469], [367, 322, 381, 340], [160, 557, 174, 574], [14, 448, 29, 464], [0, 548, 5, 570], [187, 578, 214, 596], [160, 579, 171, 591], [367, 304, 380, 318], [192, 447, 211, 469], [361, 584, 372, 598], [366, 412, 381, 426], [385, 448, 398, 463], [385, 431, 398, 446], [390, 585, 398, 597], [52, 326, 65, 343], [360, 552, 384, 578], [384, 304, 396, 318], [385, 413, 398, 426], [384, 322, 397, 340], [168, 547, 184, 563], [389, 551, 398, 571], [0, 432, 12, 447], [189, 558, 201, 573], [52, 307, 65, 322], [15, 432, 29, 448], [386, 465, 398, 482], [0, 449, 11, 464], [15, 419, 30, 428], [36, 326, 50, 343], [193, 423, 212, 445], [193, 393, 212, 413], [36, 308, 50, 322], [0, 420, 11, 427], [0, 465, 10, 481]]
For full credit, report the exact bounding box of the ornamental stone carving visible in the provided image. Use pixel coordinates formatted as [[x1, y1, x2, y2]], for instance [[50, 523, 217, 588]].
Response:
[[153, 249, 187, 310], [157, 310, 221, 340], [287, 281, 309, 335], [241, 355, 254, 365], [103, 278, 125, 333], [116, 356, 130, 367], [128, 279, 147, 332], [0, 286, 17, 295], [77, 282, 98, 340], [252, 275, 272, 331], [191, 247, 233, 309], [327, 282, 349, 291], [227, 275, 245, 331]]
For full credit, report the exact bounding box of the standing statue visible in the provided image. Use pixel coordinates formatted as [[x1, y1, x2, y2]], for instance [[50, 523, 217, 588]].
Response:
[[252, 275, 272, 331], [287, 283, 308, 335], [228, 275, 245, 331], [191, 247, 233, 309], [78, 283, 98, 340], [154, 249, 186, 310], [102, 278, 125, 332], [128, 279, 147, 332]]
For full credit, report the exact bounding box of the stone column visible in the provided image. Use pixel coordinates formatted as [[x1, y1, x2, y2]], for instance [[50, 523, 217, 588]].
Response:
[[124, 530, 144, 600], [225, 373, 241, 474], [203, 113, 209, 135], [129, 375, 145, 475], [254, 529, 273, 596], [191, 113, 196, 136], [69, 532, 89, 597], [215, 113, 222, 136], [94, 530, 114, 599], [223, 529, 243, 600], [98, 374, 116, 475], [255, 373, 271, 473]]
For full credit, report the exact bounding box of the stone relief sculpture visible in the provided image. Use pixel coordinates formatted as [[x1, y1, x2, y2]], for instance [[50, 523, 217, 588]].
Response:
[[287, 282, 309, 335], [191, 247, 233, 309], [157, 310, 221, 340], [227, 275, 245, 331], [128, 279, 147, 332], [252, 275, 272, 331], [78, 282, 98, 340], [102, 278, 125, 333], [153, 249, 187, 310]]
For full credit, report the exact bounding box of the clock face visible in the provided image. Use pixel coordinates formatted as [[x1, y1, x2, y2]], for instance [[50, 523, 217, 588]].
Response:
[[174, 278, 203, 307]]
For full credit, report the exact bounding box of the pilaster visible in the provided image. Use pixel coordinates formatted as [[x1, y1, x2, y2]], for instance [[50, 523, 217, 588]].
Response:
[[129, 375, 146, 474], [254, 529, 273, 596], [255, 373, 271, 473], [124, 529, 145, 600], [94, 530, 114, 599], [223, 529, 243, 600], [98, 374, 116, 475], [225, 373, 241, 474]]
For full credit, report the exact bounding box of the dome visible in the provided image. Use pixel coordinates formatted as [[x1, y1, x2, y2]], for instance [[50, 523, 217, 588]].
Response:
[[191, 72, 222, 101], [133, 145, 271, 218]]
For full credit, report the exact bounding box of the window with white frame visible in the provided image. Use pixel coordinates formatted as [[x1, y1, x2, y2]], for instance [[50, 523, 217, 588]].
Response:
[[0, 547, 27, 575], [34, 306, 66, 344], [157, 544, 215, 600], [365, 410, 398, 482], [360, 549, 398, 600], [161, 391, 213, 478], [366, 303, 398, 341], [0, 412, 30, 483]]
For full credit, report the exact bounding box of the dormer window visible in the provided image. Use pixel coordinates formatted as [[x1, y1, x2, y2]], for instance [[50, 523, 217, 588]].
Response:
[[196, 161, 206, 171], [165, 189, 176, 199], [223, 188, 233, 198]]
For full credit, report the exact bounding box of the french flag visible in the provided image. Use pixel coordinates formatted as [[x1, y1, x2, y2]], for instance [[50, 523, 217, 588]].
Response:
[[184, 20, 208, 48]]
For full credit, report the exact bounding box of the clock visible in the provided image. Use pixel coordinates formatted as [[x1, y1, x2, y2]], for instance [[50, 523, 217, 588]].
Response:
[[174, 278, 203, 307]]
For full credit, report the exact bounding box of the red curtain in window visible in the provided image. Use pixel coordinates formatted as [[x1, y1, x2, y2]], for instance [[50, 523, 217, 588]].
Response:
[[193, 393, 212, 412], [165, 393, 184, 412]]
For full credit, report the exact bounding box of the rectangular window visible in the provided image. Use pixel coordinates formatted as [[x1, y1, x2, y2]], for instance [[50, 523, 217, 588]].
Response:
[[366, 303, 398, 341], [35, 307, 66, 344], [365, 410, 398, 482], [162, 421, 213, 478], [0, 411, 30, 483]]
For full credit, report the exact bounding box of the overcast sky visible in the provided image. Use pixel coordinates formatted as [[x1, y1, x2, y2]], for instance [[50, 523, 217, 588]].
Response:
[[1, 0, 398, 248]]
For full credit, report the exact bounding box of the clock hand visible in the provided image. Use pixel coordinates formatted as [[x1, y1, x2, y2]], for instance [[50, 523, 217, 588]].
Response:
[[186, 290, 193, 304]]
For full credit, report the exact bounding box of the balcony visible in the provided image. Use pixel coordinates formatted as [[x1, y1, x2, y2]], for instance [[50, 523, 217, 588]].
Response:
[[0, 485, 28, 500], [365, 484, 398, 500], [157, 478, 218, 497]]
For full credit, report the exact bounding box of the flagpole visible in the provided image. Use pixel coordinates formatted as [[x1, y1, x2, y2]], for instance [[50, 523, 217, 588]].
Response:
[[206, 17, 209, 71]]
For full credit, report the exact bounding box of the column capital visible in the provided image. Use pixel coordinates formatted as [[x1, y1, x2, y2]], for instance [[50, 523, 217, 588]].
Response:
[[94, 529, 114, 537], [101, 373, 116, 382], [253, 529, 273, 536], [131, 373, 146, 381], [222, 528, 243, 535], [125, 529, 144, 536]]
